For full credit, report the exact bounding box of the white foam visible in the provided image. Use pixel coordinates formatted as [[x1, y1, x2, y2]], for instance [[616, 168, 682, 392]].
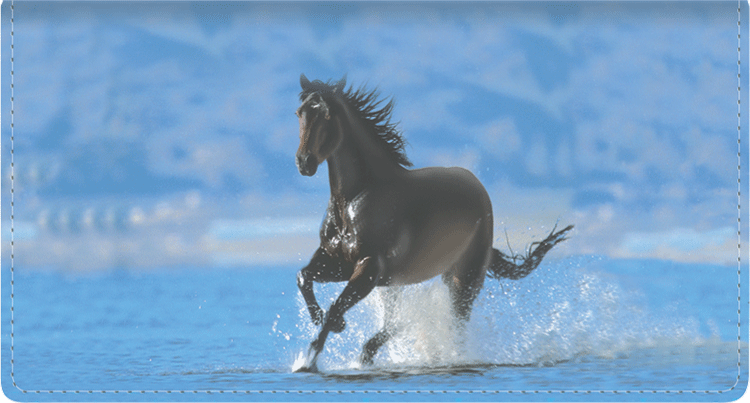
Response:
[[291, 350, 307, 372], [290, 256, 706, 372]]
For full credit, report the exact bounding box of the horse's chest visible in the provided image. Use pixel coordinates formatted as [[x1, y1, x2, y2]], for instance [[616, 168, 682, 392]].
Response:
[[322, 199, 366, 261]]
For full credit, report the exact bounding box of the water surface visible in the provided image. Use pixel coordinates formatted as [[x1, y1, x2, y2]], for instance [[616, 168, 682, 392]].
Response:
[[2, 257, 747, 401]]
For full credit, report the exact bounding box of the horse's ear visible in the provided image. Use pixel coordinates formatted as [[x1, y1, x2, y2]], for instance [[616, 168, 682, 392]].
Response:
[[335, 74, 347, 93], [300, 74, 312, 89]]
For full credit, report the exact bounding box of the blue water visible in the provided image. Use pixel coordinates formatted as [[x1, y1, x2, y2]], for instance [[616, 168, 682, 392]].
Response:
[[2, 257, 747, 401]]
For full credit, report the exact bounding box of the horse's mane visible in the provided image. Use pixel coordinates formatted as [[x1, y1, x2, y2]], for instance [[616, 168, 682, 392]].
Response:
[[299, 77, 412, 167]]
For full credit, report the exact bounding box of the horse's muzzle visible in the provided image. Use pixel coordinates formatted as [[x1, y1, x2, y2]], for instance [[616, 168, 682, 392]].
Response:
[[296, 154, 318, 176]]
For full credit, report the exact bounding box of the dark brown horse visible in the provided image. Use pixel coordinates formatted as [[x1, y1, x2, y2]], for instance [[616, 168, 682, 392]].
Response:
[[293, 75, 573, 372]]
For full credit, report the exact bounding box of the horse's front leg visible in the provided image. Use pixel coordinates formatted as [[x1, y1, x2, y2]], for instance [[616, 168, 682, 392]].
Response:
[[297, 248, 354, 325], [297, 255, 384, 372]]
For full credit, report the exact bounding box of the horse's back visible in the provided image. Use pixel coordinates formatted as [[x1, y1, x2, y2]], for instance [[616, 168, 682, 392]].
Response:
[[407, 166, 492, 213]]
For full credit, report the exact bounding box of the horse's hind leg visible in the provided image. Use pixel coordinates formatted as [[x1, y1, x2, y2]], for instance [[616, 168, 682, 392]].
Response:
[[444, 271, 484, 325], [360, 287, 401, 366], [443, 243, 491, 326], [298, 248, 354, 325], [439, 249, 489, 364]]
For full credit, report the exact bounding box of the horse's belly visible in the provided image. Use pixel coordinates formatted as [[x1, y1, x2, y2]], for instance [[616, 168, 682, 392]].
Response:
[[387, 218, 480, 285], [391, 252, 462, 285]]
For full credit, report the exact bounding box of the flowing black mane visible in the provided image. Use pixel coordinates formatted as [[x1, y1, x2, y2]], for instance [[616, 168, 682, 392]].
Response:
[[299, 77, 412, 167]]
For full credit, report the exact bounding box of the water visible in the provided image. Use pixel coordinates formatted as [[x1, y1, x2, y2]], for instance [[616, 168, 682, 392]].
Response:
[[2, 257, 747, 401]]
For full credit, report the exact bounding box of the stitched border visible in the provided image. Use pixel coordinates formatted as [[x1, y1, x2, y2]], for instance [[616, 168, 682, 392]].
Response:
[[9, 0, 17, 393], [738, 0, 745, 395], [5, 0, 746, 397]]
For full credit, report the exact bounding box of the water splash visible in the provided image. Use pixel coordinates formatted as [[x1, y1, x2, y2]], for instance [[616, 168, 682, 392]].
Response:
[[289, 256, 706, 372], [291, 350, 309, 373]]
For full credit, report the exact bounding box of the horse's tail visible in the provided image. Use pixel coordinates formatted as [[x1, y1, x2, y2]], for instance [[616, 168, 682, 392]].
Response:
[[486, 224, 574, 280], [486, 248, 531, 280]]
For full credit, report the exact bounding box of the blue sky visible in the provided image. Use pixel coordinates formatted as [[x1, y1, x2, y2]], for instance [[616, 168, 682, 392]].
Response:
[[1, 1, 744, 270]]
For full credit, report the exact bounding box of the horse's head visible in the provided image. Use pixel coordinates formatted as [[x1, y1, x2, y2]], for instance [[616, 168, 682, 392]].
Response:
[[295, 74, 346, 176]]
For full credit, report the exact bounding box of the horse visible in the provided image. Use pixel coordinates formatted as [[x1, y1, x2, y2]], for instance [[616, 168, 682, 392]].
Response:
[[292, 74, 573, 372]]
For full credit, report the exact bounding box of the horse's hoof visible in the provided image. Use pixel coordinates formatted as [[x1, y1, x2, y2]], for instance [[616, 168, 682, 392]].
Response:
[[359, 353, 374, 367], [330, 316, 346, 333], [293, 363, 319, 373], [292, 348, 320, 373]]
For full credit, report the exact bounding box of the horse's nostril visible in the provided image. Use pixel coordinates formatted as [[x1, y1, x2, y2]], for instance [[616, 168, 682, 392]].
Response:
[[297, 154, 316, 176], [297, 154, 309, 168]]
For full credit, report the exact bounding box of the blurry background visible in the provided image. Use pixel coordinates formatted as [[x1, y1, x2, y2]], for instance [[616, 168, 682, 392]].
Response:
[[1, 1, 742, 271]]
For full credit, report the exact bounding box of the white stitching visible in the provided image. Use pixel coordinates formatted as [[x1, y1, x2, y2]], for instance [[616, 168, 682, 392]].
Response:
[[7, 1, 745, 395]]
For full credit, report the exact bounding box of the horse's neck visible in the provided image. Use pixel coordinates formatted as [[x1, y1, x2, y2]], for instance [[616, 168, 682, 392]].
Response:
[[326, 137, 365, 202], [327, 109, 403, 202]]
